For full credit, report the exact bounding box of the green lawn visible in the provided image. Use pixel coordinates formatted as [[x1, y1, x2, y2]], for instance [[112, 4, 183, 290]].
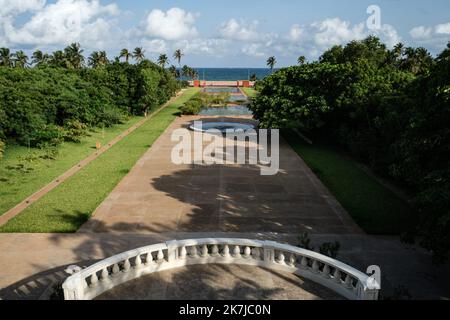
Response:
[[283, 130, 415, 235], [241, 87, 258, 98], [0, 117, 143, 216], [0, 88, 200, 233]]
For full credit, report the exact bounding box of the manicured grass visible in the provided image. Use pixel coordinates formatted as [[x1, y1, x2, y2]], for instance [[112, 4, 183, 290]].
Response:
[[0, 117, 143, 215], [283, 130, 415, 235], [241, 87, 258, 98], [0, 88, 200, 233]]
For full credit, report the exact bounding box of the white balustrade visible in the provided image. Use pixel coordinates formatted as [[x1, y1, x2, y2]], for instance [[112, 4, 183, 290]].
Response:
[[62, 239, 380, 301]]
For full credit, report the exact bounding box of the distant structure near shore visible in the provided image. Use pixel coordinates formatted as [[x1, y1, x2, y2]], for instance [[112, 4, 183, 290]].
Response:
[[189, 80, 255, 87]]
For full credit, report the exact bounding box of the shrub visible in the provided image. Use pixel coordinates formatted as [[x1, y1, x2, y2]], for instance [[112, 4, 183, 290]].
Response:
[[97, 108, 127, 127], [180, 99, 203, 115], [63, 120, 88, 143]]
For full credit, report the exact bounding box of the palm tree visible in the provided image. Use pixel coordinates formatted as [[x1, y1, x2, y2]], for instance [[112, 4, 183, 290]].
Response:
[[132, 47, 145, 63], [49, 50, 67, 68], [157, 54, 169, 68], [403, 47, 432, 74], [297, 56, 306, 65], [89, 51, 109, 68], [64, 43, 84, 69], [32, 50, 50, 67], [13, 50, 29, 68], [120, 48, 131, 63], [181, 65, 190, 79], [393, 42, 404, 59], [173, 49, 184, 79], [168, 65, 179, 78], [267, 56, 277, 73], [0, 48, 13, 67]]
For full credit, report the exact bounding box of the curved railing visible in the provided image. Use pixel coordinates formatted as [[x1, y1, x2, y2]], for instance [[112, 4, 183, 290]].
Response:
[[62, 239, 380, 300]]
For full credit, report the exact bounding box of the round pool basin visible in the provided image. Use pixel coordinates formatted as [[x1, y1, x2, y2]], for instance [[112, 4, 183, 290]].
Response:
[[189, 121, 255, 133]]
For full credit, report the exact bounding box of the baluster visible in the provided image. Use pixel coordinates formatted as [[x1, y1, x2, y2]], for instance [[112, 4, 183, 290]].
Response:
[[251, 247, 261, 260], [277, 252, 285, 264], [289, 254, 296, 267], [157, 250, 164, 262], [190, 246, 198, 257], [322, 265, 331, 278], [223, 245, 230, 257], [301, 257, 308, 269], [344, 274, 353, 289], [101, 268, 109, 281], [180, 246, 187, 259], [90, 272, 98, 287], [146, 252, 154, 265], [233, 245, 241, 257], [112, 264, 120, 274], [244, 247, 251, 258], [135, 255, 142, 269], [312, 260, 320, 273], [211, 245, 219, 256], [201, 245, 208, 257], [83, 278, 89, 289], [333, 269, 341, 283], [123, 259, 131, 272]]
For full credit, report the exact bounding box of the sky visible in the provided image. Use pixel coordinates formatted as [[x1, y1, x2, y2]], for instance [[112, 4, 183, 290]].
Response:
[[0, 0, 449, 67]]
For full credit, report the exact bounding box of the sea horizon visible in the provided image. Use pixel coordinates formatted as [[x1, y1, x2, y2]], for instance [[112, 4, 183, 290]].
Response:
[[182, 67, 275, 81]]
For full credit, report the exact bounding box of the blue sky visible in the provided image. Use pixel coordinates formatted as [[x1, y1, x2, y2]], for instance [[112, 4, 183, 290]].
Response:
[[1, 0, 449, 67]]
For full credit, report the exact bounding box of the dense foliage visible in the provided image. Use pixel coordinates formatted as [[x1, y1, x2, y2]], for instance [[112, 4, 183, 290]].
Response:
[[0, 44, 179, 148], [251, 37, 450, 262]]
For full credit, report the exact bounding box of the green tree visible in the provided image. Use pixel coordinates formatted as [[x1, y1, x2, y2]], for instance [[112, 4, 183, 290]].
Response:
[[133, 47, 145, 63], [13, 50, 29, 68], [119, 48, 131, 63], [267, 56, 277, 72], [0, 48, 13, 67], [298, 56, 306, 65], [88, 51, 108, 68], [158, 54, 169, 68], [32, 50, 50, 67], [173, 49, 184, 79], [64, 43, 85, 69], [49, 50, 68, 68]]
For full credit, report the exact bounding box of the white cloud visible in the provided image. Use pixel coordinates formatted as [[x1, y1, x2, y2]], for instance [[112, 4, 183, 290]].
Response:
[[219, 19, 260, 41], [284, 18, 401, 59], [173, 38, 229, 56], [435, 22, 450, 35], [241, 43, 266, 57], [311, 18, 366, 48], [142, 39, 167, 54], [374, 24, 401, 48], [1, 0, 119, 48], [407, 22, 450, 54], [288, 24, 304, 42], [0, 0, 46, 16], [143, 8, 198, 41], [410, 26, 433, 39]]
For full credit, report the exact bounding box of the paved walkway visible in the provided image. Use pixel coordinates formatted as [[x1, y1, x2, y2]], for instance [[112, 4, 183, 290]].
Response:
[[0, 114, 449, 300], [79, 116, 362, 235]]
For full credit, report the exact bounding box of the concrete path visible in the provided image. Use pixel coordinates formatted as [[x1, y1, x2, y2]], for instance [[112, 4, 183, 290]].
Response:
[[79, 116, 362, 235], [1, 114, 449, 300]]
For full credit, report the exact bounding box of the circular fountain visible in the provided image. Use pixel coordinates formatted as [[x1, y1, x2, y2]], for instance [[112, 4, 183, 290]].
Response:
[[189, 121, 255, 133]]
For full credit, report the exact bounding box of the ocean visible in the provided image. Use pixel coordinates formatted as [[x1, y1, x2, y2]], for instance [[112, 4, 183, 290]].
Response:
[[192, 68, 273, 81]]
